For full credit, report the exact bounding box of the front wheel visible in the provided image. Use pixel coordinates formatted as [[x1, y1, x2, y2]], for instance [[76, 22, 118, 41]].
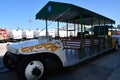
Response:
[[16, 55, 47, 80]]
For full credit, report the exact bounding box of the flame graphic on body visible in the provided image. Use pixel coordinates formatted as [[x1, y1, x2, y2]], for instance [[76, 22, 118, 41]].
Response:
[[21, 42, 61, 53]]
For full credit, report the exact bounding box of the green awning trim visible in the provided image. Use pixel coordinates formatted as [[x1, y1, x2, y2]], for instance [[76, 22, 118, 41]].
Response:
[[36, 1, 115, 25]]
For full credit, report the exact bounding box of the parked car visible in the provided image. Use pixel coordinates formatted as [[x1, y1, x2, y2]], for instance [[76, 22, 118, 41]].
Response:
[[112, 34, 120, 46]]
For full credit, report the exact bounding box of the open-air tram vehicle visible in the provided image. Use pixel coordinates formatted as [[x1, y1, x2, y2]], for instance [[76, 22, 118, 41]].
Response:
[[3, 1, 117, 80]]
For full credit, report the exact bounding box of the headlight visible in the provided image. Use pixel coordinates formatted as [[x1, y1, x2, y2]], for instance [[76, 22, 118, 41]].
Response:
[[7, 45, 19, 54]]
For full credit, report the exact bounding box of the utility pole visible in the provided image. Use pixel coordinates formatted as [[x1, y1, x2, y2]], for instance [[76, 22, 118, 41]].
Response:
[[28, 20, 32, 29]]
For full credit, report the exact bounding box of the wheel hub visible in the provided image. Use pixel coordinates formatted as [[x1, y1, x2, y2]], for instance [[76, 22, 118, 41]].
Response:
[[32, 67, 41, 77], [25, 60, 44, 80]]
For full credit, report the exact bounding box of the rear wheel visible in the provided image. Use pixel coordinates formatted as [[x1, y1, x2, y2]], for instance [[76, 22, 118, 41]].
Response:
[[16, 55, 47, 80]]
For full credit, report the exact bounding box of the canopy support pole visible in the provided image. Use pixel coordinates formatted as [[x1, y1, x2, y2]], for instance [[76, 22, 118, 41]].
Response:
[[57, 21, 59, 37], [90, 17, 94, 55], [98, 17, 101, 51], [46, 19, 48, 37], [104, 19, 106, 50], [78, 24, 79, 33], [80, 14, 84, 58], [74, 24, 76, 36], [66, 22, 68, 37], [110, 22, 113, 48]]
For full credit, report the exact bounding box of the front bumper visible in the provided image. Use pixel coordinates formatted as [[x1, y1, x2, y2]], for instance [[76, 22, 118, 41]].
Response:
[[3, 51, 19, 69]]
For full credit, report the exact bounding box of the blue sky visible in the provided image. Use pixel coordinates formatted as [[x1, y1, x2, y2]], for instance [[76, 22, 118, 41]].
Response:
[[0, 0, 119, 30]]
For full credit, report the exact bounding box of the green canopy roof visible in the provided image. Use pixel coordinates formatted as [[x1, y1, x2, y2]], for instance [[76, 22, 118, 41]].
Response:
[[36, 1, 115, 25]]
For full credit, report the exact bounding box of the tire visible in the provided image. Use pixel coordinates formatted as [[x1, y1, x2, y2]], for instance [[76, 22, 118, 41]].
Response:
[[3, 52, 15, 70], [16, 55, 47, 80]]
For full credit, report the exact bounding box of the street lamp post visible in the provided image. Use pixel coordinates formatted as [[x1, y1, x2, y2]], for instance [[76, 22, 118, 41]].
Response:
[[28, 20, 32, 29]]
